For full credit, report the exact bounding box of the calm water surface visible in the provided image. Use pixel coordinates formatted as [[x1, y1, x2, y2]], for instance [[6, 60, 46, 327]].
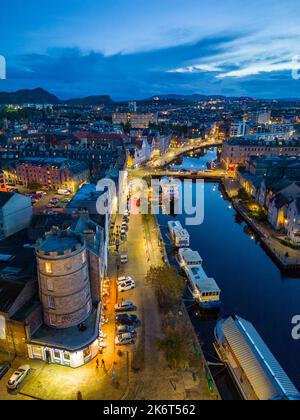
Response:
[[157, 149, 300, 398]]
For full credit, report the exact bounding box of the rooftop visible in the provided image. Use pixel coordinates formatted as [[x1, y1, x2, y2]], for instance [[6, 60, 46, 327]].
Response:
[[0, 192, 14, 207], [217, 316, 300, 400], [188, 266, 220, 293], [227, 138, 300, 147], [0, 230, 36, 313], [178, 248, 202, 264], [37, 231, 83, 255], [30, 306, 100, 351], [13, 157, 89, 174]]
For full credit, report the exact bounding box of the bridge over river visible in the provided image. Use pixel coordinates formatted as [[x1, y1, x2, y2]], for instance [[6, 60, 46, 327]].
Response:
[[147, 139, 223, 168]]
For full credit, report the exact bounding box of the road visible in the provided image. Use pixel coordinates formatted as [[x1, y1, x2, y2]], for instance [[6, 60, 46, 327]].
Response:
[[109, 203, 213, 400], [148, 139, 222, 168]]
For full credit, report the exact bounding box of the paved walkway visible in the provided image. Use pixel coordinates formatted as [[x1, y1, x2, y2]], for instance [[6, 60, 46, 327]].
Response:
[[113, 208, 214, 400], [0, 351, 128, 400]]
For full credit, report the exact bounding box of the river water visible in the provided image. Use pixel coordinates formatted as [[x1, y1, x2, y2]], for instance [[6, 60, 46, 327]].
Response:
[[157, 148, 300, 399]]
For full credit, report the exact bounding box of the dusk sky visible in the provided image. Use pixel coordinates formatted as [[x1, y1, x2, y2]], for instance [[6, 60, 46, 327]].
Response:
[[1, 0, 300, 99]]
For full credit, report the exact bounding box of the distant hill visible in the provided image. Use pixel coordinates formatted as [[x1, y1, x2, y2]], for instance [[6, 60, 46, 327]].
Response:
[[0, 88, 60, 105], [150, 94, 228, 101], [0, 88, 113, 106], [63, 95, 113, 106], [1, 88, 299, 106]]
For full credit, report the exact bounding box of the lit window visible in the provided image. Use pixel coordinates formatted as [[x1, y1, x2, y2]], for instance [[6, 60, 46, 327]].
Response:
[[45, 262, 52, 274]]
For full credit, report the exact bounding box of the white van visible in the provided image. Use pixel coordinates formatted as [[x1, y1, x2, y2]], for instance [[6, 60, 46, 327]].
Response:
[[57, 189, 71, 196]]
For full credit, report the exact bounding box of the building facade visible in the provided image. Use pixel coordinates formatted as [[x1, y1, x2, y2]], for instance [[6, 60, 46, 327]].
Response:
[[5, 157, 89, 192], [36, 231, 92, 329], [112, 113, 157, 129], [221, 139, 300, 170]]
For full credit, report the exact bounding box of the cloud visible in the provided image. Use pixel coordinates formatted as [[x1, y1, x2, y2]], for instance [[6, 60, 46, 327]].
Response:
[[2, 28, 300, 99], [168, 64, 223, 73], [217, 59, 300, 78]]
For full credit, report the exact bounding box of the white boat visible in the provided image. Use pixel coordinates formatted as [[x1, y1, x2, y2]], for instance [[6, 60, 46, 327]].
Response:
[[186, 264, 221, 309], [214, 316, 300, 400], [168, 221, 190, 248], [178, 248, 203, 270]]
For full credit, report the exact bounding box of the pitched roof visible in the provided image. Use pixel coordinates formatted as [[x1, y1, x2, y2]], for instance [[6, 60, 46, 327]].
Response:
[[0, 192, 14, 207]]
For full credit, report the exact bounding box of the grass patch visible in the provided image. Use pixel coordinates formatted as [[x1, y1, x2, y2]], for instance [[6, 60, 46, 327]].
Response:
[[280, 239, 300, 250]]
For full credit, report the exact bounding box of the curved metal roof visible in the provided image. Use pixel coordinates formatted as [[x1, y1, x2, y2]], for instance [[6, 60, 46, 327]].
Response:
[[220, 316, 300, 400]]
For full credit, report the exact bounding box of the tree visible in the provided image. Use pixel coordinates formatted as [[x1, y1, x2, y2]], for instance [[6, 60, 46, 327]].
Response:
[[146, 266, 185, 311], [28, 180, 42, 191], [157, 326, 189, 369], [237, 188, 249, 201]]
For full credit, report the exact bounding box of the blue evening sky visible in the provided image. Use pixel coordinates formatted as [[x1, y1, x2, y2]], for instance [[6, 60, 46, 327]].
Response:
[[1, 0, 300, 99]]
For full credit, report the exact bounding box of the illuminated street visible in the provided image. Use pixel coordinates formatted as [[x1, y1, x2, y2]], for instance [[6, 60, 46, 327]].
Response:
[[1, 0, 300, 403]]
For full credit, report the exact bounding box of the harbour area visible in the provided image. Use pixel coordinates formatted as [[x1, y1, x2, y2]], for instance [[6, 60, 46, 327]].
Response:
[[156, 148, 300, 399]]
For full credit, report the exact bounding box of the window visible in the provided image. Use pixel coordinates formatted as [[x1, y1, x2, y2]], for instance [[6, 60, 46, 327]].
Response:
[[45, 262, 52, 274], [49, 314, 56, 326], [83, 348, 91, 359], [48, 296, 55, 309], [47, 278, 54, 291], [54, 350, 61, 359], [32, 346, 43, 359], [63, 353, 70, 361]]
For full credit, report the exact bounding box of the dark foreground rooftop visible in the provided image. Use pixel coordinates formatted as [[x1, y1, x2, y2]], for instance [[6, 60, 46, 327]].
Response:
[[30, 306, 100, 351]]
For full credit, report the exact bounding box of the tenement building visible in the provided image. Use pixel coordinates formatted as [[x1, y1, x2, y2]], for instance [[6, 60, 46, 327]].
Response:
[[5, 157, 89, 192], [221, 139, 300, 171]]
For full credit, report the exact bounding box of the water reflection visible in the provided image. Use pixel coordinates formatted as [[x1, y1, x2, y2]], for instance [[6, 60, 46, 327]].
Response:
[[158, 150, 300, 399]]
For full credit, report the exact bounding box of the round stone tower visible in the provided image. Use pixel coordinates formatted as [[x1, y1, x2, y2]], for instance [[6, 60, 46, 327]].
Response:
[[36, 230, 92, 329]]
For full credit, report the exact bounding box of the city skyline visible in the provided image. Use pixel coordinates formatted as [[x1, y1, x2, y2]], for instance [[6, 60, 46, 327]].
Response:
[[1, 0, 300, 99]]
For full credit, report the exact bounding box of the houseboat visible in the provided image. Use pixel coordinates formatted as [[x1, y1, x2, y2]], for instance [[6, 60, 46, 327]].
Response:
[[168, 221, 190, 248], [214, 315, 300, 401], [186, 265, 221, 309], [178, 247, 203, 270]]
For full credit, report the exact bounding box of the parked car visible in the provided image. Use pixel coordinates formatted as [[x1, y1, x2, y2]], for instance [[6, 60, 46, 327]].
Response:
[[115, 300, 137, 313], [117, 325, 137, 336], [116, 314, 140, 326], [118, 279, 135, 292], [7, 365, 30, 390], [115, 333, 136, 346], [0, 363, 10, 380], [57, 189, 71, 196], [120, 253, 128, 264], [117, 276, 133, 285]]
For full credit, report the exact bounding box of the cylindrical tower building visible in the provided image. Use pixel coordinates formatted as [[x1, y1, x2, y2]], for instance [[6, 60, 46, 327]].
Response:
[[36, 230, 92, 329]]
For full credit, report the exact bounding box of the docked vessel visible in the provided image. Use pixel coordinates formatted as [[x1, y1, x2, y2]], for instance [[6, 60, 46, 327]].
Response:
[[186, 265, 221, 309], [178, 248, 221, 309], [214, 315, 300, 401], [168, 221, 190, 248], [178, 247, 203, 269]]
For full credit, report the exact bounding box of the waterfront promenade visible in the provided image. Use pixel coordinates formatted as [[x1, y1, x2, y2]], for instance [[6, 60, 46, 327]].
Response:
[[233, 201, 300, 271], [118, 211, 217, 400]]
